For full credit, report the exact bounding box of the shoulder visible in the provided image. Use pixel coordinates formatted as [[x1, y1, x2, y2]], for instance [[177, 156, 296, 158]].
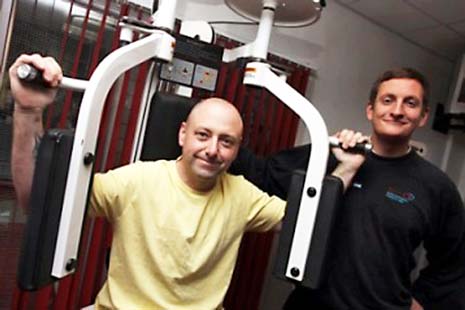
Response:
[[411, 154, 455, 187], [119, 159, 171, 170], [220, 172, 268, 197], [221, 172, 251, 188], [410, 154, 463, 208], [96, 160, 172, 181]]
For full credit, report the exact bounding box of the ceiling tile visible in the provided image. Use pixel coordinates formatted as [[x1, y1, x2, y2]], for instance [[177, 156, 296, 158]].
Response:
[[405, 26, 465, 60], [335, 0, 465, 61], [405, 0, 465, 24], [450, 20, 465, 35], [337, 0, 440, 32]]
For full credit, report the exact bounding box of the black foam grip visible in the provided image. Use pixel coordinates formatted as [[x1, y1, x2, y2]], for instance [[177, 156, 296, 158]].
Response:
[[329, 137, 372, 154]]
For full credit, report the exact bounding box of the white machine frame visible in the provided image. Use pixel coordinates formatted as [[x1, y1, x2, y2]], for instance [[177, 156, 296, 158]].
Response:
[[50, 0, 176, 278], [48, 0, 327, 283], [224, 0, 328, 282]]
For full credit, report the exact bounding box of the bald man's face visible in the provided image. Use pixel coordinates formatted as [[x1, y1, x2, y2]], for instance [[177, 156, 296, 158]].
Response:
[[178, 100, 243, 190]]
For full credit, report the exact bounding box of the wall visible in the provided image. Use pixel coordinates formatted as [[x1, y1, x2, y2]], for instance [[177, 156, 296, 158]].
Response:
[[176, 0, 459, 170], [444, 134, 465, 198], [176, 1, 464, 309]]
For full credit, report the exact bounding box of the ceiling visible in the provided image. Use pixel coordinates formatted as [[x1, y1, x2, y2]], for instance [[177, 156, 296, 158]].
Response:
[[21, 0, 465, 63], [334, 0, 465, 63]]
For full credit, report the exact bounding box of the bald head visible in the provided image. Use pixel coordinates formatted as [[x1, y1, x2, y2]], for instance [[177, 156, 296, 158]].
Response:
[[186, 98, 244, 138]]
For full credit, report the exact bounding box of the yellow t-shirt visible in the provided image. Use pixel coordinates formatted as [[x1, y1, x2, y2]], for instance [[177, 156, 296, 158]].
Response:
[[89, 160, 285, 310]]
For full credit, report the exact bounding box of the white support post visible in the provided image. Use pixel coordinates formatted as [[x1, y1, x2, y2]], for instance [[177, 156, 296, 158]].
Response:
[[253, 0, 276, 59], [152, 0, 177, 31], [223, 0, 277, 62], [243, 61, 329, 282], [52, 30, 175, 278]]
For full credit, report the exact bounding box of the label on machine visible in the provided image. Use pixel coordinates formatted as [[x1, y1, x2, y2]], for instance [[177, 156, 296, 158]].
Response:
[[160, 34, 223, 92]]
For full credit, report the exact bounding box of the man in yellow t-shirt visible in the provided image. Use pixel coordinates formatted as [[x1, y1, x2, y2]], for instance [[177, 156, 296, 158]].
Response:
[[88, 98, 285, 309], [10, 54, 285, 309]]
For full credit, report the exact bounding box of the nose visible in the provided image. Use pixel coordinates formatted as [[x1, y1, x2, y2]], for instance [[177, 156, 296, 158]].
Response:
[[391, 100, 404, 117], [205, 138, 219, 157]]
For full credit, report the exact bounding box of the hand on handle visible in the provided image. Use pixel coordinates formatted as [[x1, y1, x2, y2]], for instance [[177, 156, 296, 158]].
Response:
[[9, 53, 62, 111], [328, 136, 372, 154], [330, 129, 369, 191]]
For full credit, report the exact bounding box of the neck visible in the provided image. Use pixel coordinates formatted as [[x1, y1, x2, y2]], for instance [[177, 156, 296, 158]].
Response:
[[175, 159, 215, 192], [371, 135, 411, 157]]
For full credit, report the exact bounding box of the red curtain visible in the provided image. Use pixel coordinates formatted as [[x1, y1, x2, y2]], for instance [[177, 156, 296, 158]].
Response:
[[11, 1, 150, 309], [11, 5, 312, 310]]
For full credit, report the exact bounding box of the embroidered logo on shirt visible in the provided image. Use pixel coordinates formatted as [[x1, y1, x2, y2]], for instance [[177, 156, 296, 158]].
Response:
[[385, 187, 415, 204]]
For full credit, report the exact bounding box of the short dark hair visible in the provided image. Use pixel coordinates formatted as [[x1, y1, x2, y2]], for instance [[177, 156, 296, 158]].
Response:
[[368, 67, 430, 108]]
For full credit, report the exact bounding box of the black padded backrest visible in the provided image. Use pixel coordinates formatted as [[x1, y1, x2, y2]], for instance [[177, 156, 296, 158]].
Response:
[[140, 92, 197, 161], [18, 129, 75, 290]]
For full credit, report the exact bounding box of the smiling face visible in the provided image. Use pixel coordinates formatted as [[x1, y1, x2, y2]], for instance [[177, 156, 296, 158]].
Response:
[[177, 98, 243, 192], [366, 78, 429, 151]]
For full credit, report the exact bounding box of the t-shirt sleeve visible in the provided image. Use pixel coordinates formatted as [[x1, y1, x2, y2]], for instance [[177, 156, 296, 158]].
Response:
[[236, 176, 286, 232], [88, 163, 139, 221], [412, 180, 465, 309]]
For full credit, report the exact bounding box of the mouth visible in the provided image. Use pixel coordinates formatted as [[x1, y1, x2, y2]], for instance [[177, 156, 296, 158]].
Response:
[[382, 119, 408, 126], [196, 156, 222, 169]]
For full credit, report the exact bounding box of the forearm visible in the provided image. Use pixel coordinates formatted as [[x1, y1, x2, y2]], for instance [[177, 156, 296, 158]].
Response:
[[330, 163, 359, 192], [11, 104, 44, 209], [8, 54, 62, 208]]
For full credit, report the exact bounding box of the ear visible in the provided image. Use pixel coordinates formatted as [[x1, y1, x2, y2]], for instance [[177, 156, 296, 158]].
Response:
[[366, 103, 374, 121], [418, 107, 430, 128], [178, 122, 187, 147]]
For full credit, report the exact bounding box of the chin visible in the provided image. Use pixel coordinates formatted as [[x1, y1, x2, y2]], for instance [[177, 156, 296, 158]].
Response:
[[376, 125, 413, 138], [377, 132, 412, 143], [195, 167, 222, 180], [381, 130, 407, 137]]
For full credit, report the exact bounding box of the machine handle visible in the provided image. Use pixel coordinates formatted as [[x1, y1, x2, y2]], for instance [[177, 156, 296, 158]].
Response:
[[17, 63, 47, 85], [328, 136, 372, 153], [16, 63, 88, 92]]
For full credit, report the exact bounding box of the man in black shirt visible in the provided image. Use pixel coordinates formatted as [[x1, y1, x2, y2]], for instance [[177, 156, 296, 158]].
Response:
[[230, 68, 465, 310]]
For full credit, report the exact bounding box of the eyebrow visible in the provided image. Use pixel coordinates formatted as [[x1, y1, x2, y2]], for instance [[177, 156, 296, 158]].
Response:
[[219, 134, 239, 143], [378, 93, 394, 99], [195, 128, 239, 141], [379, 93, 420, 101], [404, 96, 420, 101]]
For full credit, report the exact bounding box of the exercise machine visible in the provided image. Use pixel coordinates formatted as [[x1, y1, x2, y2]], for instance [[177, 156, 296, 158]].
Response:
[[17, 0, 369, 290]]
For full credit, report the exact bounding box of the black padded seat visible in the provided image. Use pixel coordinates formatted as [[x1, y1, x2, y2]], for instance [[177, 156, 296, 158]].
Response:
[[140, 92, 197, 161]]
